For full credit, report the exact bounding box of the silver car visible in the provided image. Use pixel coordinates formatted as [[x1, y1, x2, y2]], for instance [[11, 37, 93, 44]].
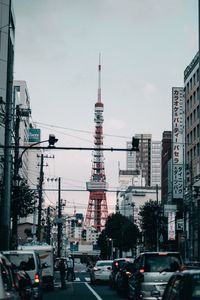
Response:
[[128, 251, 183, 300], [90, 260, 113, 284]]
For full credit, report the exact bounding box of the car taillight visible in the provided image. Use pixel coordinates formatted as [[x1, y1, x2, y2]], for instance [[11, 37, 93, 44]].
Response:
[[139, 268, 145, 273], [93, 267, 100, 271], [34, 274, 40, 283]]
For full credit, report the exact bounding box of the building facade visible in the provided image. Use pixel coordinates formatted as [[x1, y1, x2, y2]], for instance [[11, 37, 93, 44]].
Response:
[[184, 52, 200, 260], [13, 81, 42, 242], [161, 131, 172, 205], [126, 134, 161, 188], [151, 140, 161, 187]]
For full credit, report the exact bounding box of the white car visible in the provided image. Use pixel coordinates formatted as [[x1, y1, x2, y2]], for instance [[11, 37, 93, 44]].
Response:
[[90, 260, 113, 284]]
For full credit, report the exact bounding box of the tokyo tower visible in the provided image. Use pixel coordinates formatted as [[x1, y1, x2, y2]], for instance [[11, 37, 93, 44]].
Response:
[[85, 57, 108, 232]]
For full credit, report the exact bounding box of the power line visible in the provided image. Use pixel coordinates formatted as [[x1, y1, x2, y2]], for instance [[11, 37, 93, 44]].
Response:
[[34, 121, 131, 139]]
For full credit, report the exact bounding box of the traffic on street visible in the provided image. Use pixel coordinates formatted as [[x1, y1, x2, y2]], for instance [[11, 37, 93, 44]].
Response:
[[47, 261, 126, 300]]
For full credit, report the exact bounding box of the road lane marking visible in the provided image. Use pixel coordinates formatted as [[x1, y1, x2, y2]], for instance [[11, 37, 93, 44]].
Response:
[[75, 278, 81, 281], [85, 283, 103, 300], [85, 277, 90, 281]]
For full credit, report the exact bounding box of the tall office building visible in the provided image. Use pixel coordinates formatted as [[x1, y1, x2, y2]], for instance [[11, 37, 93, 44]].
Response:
[[13, 81, 42, 241], [184, 52, 199, 179], [13, 81, 32, 180], [161, 131, 172, 205], [151, 140, 161, 187], [126, 142, 137, 170], [184, 52, 200, 259], [126, 134, 161, 187]]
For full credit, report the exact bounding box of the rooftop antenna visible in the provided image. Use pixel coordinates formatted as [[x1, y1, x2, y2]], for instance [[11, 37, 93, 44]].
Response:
[[98, 53, 101, 102]]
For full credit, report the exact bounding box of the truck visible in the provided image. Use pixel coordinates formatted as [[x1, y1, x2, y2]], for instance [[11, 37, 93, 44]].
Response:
[[18, 243, 54, 289]]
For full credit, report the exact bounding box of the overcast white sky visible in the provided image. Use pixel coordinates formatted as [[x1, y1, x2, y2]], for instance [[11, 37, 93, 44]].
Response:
[[12, 0, 198, 215]]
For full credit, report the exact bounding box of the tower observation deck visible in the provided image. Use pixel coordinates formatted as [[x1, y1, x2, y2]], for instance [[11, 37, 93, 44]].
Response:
[[85, 57, 108, 232]]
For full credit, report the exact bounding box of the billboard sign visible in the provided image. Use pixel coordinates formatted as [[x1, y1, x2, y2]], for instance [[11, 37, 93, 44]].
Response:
[[168, 211, 176, 240], [172, 87, 185, 199], [28, 128, 41, 143]]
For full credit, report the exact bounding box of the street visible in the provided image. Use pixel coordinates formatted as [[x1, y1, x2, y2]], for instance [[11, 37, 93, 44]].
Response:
[[49, 270, 123, 300]]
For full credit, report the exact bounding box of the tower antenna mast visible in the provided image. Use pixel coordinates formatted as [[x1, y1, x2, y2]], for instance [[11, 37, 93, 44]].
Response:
[[85, 56, 108, 232]]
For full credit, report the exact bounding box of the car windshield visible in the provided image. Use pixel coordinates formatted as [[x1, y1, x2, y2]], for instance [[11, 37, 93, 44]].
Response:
[[144, 254, 181, 272], [191, 274, 200, 299], [5, 254, 35, 271]]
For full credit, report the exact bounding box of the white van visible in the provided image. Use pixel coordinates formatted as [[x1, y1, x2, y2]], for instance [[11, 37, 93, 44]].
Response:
[[18, 244, 54, 289], [3, 250, 43, 300]]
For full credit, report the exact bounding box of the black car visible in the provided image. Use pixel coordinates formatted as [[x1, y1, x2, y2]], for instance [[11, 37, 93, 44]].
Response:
[[162, 269, 200, 300], [109, 258, 133, 289], [13, 267, 33, 300], [116, 260, 135, 296]]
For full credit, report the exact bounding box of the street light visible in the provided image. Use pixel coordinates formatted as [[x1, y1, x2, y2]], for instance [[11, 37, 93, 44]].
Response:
[[18, 134, 58, 168], [12, 134, 58, 249]]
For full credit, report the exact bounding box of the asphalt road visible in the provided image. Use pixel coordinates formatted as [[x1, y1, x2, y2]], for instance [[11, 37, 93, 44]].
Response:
[[46, 270, 124, 300]]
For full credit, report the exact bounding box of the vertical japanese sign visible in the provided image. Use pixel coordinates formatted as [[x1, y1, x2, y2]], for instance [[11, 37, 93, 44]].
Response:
[[168, 211, 176, 240], [172, 87, 185, 199]]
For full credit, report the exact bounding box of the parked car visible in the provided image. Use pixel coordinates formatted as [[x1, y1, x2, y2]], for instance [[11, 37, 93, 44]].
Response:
[[115, 259, 135, 296], [128, 251, 183, 300], [109, 257, 133, 289], [90, 260, 113, 284], [3, 250, 43, 300], [162, 269, 200, 300], [0, 252, 20, 300]]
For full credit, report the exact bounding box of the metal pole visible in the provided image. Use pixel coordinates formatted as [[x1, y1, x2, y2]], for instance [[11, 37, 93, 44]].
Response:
[[57, 177, 62, 257], [0, 0, 13, 251], [37, 154, 44, 242], [11, 105, 20, 249], [156, 184, 159, 251], [46, 206, 51, 245]]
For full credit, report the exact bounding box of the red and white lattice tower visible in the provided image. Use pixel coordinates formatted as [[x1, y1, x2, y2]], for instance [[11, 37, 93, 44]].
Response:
[[85, 57, 108, 232]]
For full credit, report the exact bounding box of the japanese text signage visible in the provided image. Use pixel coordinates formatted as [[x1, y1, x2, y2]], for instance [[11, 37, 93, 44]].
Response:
[[168, 211, 176, 240], [172, 87, 185, 199]]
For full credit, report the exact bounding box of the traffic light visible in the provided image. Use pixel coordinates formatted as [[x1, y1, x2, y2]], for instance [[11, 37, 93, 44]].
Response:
[[48, 134, 58, 147], [132, 137, 139, 151]]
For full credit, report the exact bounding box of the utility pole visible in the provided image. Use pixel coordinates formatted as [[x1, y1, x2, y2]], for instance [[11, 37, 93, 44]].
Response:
[[0, 0, 14, 251], [46, 206, 51, 245], [37, 154, 44, 242], [57, 177, 62, 257], [11, 105, 21, 249], [156, 184, 159, 252]]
